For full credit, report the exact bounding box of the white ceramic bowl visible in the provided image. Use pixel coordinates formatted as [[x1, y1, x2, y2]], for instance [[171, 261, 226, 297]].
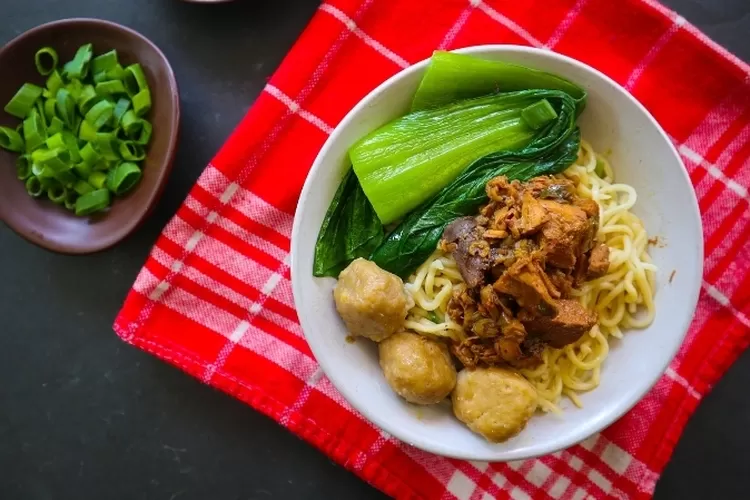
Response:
[[291, 45, 702, 461]]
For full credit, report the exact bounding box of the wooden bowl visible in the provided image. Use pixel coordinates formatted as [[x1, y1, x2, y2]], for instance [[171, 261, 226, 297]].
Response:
[[0, 18, 180, 254]]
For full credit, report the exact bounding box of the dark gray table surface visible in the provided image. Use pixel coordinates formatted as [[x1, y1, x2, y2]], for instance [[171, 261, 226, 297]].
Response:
[[1, 1, 748, 499]]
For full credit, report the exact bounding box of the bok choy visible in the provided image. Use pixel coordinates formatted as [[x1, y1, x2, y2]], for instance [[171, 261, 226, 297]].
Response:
[[351, 90, 565, 225], [312, 52, 587, 279], [411, 51, 587, 114]]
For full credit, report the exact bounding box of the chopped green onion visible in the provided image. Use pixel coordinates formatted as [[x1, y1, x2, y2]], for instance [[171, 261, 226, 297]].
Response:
[[88, 171, 107, 190], [38, 174, 61, 190], [63, 43, 93, 80], [47, 116, 64, 135], [5, 83, 43, 119], [123, 63, 148, 96], [84, 99, 115, 130], [31, 162, 44, 178], [95, 132, 119, 160], [120, 110, 141, 138], [64, 189, 77, 211], [76, 84, 100, 115], [34, 99, 47, 128], [113, 98, 130, 124], [78, 119, 97, 142], [75, 188, 110, 216], [47, 185, 67, 204], [35, 47, 59, 75], [17, 155, 32, 180], [94, 160, 114, 172], [43, 98, 56, 122], [96, 80, 127, 96], [73, 161, 92, 178], [25, 176, 44, 197], [79, 142, 100, 167], [55, 88, 77, 128], [521, 99, 558, 130], [65, 79, 84, 100], [73, 179, 95, 195], [0, 126, 25, 152], [23, 109, 47, 152], [45, 132, 65, 150], [136, 120, 152, 146], [61, 131, 81, 162], [91, 49, 118, 74], [131, 90, 151, 117], [106, 64, 126, 81], [106, 161, 142, 195], [119, 141, 145, 161], [5, 44, 153, 214], [46, 70, 64, 95], [33, 147, 71, 172]]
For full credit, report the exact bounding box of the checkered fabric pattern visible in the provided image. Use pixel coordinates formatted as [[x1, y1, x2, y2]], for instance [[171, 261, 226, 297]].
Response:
[[114, 0, 750, 498]]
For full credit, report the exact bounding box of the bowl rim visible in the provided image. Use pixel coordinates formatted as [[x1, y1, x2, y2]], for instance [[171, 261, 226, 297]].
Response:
[[0, 17, 180, 255], [290, 44, 703, 461]]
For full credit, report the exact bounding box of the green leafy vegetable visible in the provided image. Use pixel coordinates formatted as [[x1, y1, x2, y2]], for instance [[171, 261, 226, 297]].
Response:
[[411, 51, 587, 113], [351, 89, 576, 225], [371, 129, 581, 278], [312, 169, 384, 277]]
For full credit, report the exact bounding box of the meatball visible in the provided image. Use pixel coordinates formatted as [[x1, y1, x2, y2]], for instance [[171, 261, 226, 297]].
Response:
[[334, 258, 409, 342], [452, 367, 538, 442], [379, 332, 457, 405]]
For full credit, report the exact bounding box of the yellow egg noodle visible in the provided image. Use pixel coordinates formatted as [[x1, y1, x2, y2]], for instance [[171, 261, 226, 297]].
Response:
[[403, 139, 657, 413]]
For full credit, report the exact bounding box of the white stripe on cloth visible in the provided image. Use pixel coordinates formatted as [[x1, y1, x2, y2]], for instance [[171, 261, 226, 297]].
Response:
[[133, 267, 163, 296], [703, 281, 750, 328], [203, 254, 292, 382], [438, 2, 477, 50], [665, 367, 701, 399], [142, 167, 241, 304], [681, 144, 750, 202], [319, 3, 410, 69], [475, 1, 544, 48], [149, 246, 302, 338], [544, 0, 589, 49], [279, 366, 324, 425], [624, 15, 686, 90], [196, 165, 295, 239], [184, 195, 289, 263], [163, 221, 295, 310], [264, 84, 335, 134], [681, 86, 749, 157], [447, 470, 475, 500]]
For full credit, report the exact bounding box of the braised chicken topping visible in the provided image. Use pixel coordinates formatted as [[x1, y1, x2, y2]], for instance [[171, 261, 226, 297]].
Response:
[[442, 175, 609, 369]]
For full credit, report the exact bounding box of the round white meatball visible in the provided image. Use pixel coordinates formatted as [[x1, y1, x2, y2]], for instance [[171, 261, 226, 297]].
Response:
[[452, 367, 538, 442], [379, 331, 457, 405], [334, 258, 409, 342]]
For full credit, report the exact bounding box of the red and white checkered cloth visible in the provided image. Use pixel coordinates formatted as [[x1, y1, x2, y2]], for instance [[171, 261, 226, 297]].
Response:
[[114, 0, 750, 498]]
